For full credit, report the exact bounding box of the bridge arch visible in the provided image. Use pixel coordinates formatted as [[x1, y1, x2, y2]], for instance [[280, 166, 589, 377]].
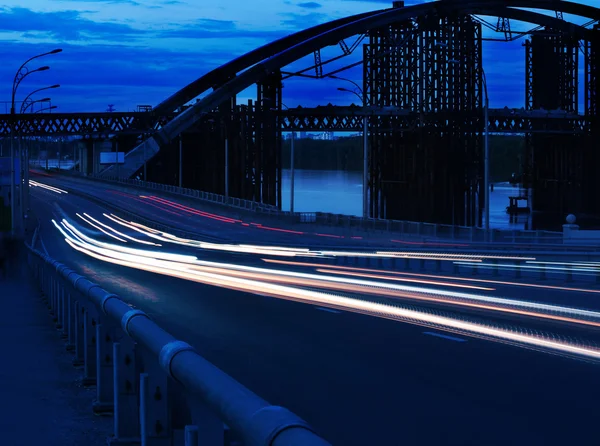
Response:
[[154, 0, 599, 143]]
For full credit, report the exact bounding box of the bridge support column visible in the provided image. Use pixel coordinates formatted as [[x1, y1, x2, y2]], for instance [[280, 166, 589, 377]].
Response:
[[525, 30, 583, 228], [139, 354, 171, 446], [109, 339, 141, 445], [364, 15, 482, 226], [82, 306, 98, 386], [93, 323, 115, 414], [73, 301, 85, 366]]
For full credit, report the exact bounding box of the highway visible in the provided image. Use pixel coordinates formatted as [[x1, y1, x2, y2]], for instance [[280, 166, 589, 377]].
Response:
[[30, 174, 600, 446]]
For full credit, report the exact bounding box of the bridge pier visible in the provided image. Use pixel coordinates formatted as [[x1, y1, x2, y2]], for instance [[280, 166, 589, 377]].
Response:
[[364, 15, 483, 226]]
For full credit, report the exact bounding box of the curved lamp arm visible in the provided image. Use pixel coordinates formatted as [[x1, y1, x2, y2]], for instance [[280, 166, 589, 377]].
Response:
[[21, 98, 51, 115], [328, 74, 363, 100], [11, 49, 62, 113], [20, 85, 60, 113], [35, 105, 57, 114]]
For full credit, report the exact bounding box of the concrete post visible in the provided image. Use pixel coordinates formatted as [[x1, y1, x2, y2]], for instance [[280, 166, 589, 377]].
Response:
[[290, 132, 295, 213], [225, 139, 229, 199], [179, 135, 183, 188]]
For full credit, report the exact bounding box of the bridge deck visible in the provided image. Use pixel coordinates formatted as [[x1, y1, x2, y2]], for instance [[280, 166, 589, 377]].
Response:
[[0, 255, 111, 446]]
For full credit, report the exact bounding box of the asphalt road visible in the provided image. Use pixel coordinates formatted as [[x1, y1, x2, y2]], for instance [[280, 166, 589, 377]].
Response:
[[30, 180, 600, 446]]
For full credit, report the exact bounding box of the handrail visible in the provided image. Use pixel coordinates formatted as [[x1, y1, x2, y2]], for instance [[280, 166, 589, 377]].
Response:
[[34, 167, 600, 250], [24, 242, 331, 446]]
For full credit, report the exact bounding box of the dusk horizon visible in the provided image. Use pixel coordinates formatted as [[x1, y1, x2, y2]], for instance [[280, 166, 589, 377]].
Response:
[[0, 0, 596, 113]]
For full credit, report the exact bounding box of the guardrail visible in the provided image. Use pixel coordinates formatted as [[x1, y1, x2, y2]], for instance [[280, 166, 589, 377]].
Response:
[[39, 167, 595, 249], [25, 243, 330, 446], [327, 254, 600, 285]]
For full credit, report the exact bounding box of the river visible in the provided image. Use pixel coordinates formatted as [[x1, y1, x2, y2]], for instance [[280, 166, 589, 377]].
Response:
[[280, 169, 529, 230]]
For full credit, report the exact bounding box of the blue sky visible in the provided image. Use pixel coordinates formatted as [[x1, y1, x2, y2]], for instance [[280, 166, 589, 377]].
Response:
[[0, 0, 596, 113]]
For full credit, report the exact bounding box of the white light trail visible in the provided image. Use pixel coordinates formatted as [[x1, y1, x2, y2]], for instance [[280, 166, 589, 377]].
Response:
[[30, 180, 68, 194], [51, 218, 600, 362]]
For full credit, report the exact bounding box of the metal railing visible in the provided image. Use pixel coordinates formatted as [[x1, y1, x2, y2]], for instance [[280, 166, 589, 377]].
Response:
[[39, 167, 596, 249], [82, 174, 570, 245], [329, 254, 600, 285], [25, 242, 330, 446]]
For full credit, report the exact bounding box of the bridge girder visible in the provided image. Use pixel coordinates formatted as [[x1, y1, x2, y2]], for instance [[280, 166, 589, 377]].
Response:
[[0, 108, 590, 137], [154, 1, 597, 146]]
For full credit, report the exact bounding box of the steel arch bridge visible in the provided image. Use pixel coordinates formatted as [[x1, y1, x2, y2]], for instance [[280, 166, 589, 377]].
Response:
[[3, 0, 599, 229]]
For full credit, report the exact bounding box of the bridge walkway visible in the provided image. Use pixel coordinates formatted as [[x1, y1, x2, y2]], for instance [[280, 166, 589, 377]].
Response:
[[0, 249, 111, 446]]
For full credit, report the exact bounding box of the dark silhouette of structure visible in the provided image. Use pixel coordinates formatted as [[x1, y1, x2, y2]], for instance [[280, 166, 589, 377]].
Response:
[[0, 0, 598, 230]]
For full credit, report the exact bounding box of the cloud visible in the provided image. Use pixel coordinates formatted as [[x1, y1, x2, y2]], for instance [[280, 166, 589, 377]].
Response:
[[298, 2, 322, 9], [159, 18, 289, 40], [340, 0, 418, 3], [191, 18, 236, 31], [280, 12, 329, 29], [0, 40, 231, 112], [0, 7, 144, 40], [54, 0, 141, 4]]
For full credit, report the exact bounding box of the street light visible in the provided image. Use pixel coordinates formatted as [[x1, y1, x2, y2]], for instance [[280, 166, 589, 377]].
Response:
[[9, 48, 62, 236], [19, 94, 53, 213], [279, 103, 296, 213], [35, 105, 57, 113], [482, 69, 490, 240], [335, 78, 369, 219], [20, 84, 60, 114], [21, 98, 51, 114]]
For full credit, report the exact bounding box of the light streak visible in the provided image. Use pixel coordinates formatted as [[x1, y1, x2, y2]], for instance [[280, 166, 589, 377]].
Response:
[[82, 213, 160, 246], [50, 220, 600, 362], [53, 220, 600, 361], [30, 180, 68, 194], [76, 213, 128, 243], [455, 261, 599, 274], [262, 259, 600, 295]]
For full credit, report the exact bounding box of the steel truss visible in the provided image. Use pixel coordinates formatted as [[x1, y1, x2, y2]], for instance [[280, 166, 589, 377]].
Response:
[[360, 14, 483, 226], [364, 21, 418, 221], [583, 25, 600, 217], [137, 72, 283, 208], [524, 28, 589, 225], [0, 112, 168, 137]]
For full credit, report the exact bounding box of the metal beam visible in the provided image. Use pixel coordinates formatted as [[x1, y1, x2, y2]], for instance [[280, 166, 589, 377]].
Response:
[[155, 2, 596, 146]]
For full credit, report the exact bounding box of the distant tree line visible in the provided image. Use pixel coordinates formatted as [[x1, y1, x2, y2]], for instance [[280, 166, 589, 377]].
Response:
[[281, 135, 524, 182]]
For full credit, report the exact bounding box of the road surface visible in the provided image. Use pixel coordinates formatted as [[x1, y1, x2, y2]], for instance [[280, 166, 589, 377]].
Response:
[[29, 177, 600, 446]]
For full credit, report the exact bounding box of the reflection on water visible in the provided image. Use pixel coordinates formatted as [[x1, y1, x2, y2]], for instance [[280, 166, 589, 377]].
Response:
[[281, 170, 527, 230]]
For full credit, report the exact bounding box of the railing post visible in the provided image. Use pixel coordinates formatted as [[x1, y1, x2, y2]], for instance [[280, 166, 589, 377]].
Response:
[[184, 426, 199, 446], [66, 292, 76, 351], [49, 276, 55, 313], [83, 307, 98, 386], [139, 363, 171, 446], [93, 323, 115, 414], [566, 265, 573, 283], [187, 400, 225, 445], [110, 339, 141, 445], [58, 280, 66, 331], [73, 301, 85, 366]]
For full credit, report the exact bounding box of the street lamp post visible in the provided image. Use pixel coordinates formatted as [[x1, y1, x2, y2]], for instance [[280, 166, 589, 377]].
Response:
[[290, 130, 295, 213], [9, 48, 62, 236], [279, 104, 296, 213], [34, 105, 57, 113], [19, 85, 59, 224], [179, 134, 183, 188], [482, 70, 490, 240], [336, 82, 368, 219]]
